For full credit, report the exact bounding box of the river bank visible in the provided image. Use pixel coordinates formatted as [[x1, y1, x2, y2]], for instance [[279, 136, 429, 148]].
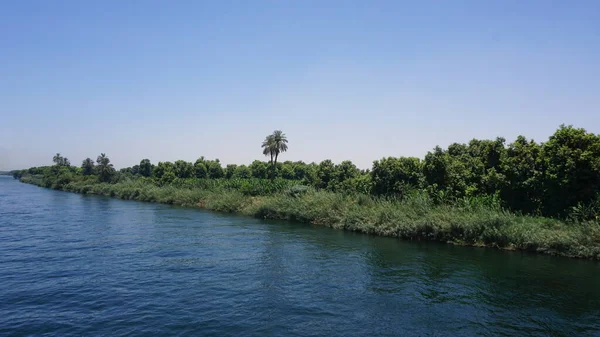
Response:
[[18, 175, 600, 260]]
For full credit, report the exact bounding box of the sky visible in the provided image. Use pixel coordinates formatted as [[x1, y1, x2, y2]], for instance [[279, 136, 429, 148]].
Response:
[[1, 0, 599, 170]]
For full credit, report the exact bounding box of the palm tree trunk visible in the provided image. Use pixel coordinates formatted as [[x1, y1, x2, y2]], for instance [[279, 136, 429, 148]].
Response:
[[271, 153, 279, 179]]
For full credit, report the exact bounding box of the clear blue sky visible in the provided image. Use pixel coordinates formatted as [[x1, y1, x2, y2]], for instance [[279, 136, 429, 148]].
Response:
[[1, 1, 599, 170]]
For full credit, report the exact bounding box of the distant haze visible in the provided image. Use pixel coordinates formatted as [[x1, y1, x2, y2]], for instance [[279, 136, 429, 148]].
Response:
[[1, 1, 599, 170]]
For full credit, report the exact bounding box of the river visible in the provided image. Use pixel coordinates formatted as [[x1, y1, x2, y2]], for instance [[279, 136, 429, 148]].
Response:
[[0, 176, 599, 336]]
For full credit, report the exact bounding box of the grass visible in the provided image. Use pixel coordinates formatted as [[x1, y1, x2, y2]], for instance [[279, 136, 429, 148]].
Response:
[[19, 176, 600, 260]]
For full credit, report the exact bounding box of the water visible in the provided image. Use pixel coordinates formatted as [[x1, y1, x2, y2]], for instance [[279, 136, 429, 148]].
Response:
[[1, 176, 599, 336]]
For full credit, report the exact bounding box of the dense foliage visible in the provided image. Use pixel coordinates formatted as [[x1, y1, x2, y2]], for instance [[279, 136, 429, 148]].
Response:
[[13, 125, 600, 222]]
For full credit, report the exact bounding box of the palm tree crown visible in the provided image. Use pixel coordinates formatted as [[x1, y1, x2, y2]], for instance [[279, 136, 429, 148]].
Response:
[[261, 130, 288, 171], [262, 134, 275, 164], [96, 153, 115, 182], [53, 153, 70, 166], [271, 130, 288, 165]]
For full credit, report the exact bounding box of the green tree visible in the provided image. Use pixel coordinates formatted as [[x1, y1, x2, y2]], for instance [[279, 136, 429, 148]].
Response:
[[270, 130, 288, 167], [53, 153, 70, 167], [154, 161, 174, 179], [225, 164, 237, 179], [371, 157, 423, 196], [233, 165, 251, 178], [539, 125, 600, 216], [250, 160, 269, 179], [423, 145, 478, 199], [335, 160, 360, 181], [96, 153, 115, 182], [12, 170, 23, 180], [139, 159, 152, 177], [81, 158, 95, 176], [262, 134, 275, 165], [206, 159, 224, 179], [501, 136, 543, 213], [174, 160, 194, 179], [53, 153, 62, 165], [316, 159, 336, 190], [279, 161, 296, 179], [261, 130, 289, 177], [294, 161, 317, 183], [52, 169, 74, 189], [160, 171, 176, 185], [194, 157, 208, 178]]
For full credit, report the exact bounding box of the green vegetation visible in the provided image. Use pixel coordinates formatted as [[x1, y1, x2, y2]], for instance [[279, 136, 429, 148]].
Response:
[[14, 126, 600, 259], [261, 130, 289, 177]]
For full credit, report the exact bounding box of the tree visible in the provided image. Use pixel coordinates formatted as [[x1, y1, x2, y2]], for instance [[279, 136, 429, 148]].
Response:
[[326, 160, 361, 192], [154, 161, 174, 179], [316, 159, 336, 190], [261, 130, 288, 178], [160, 171, 176, 185], [539, 125, 600, 216], [194, 163, 208, 178], [139, 159, 152, 177], [294, 161, 317, 183], [279, 161, 296, 179], [194, 157, 208, 178], [249, 160, 269, 179], [130, 165, 140, 175], [53, 153, 70, 167], [225, 164, 237, 179], [12, 170, 23, 180], [371, 157, 423, 196], [271, 130, 288, 167], [423, 145, 475, 199], [501, 136, 543, 214], [262, 134, 275, 165], [233, 165, 251, 178], [53, 153, 62, 165], [96, 153, 115, 182], [335, 160, 360, 182], [81, 158, 95, 176], [206, 159, 224, 179], [174, 160, 194, 179], [193, 157, 223, 179]]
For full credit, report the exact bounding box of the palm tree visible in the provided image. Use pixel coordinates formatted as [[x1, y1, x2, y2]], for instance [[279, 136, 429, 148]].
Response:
[[261, 130, 288, 178], [52, 153, 70, 166], [81, 158, 95, 176], [96, 153, 115, 182], [271, 130, 288, 167], [53, 153, 62, 165], [262, 134, 275, 165]]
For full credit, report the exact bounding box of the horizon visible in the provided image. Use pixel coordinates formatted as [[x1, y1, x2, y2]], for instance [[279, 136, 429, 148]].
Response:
[[2, 1, 599, 171]]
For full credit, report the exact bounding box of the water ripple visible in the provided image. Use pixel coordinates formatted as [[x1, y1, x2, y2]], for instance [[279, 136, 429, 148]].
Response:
[[1, 176, 599, 336]]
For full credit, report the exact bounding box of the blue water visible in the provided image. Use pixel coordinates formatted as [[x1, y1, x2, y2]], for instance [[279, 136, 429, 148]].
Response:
[[1, 176, 599, 336]]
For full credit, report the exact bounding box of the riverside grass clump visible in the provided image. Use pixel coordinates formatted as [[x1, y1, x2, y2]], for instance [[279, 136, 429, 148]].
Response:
[[244, 191, 600, 259], [19, 175, 600, 259]]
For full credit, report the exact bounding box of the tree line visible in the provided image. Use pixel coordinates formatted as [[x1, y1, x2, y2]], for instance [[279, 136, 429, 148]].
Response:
[[14, 126, 600, 220]]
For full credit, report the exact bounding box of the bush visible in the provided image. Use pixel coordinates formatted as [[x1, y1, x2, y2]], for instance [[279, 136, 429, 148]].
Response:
[[286, 185, 309, 198]]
